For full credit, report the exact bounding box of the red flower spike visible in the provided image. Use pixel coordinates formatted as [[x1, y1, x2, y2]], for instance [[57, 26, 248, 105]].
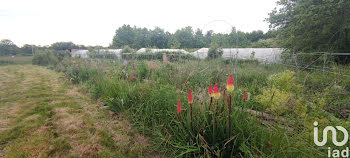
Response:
[[78, 62, 81, 67], [213, 84, 221, 100], [177, 99, 182, 114], [226, 74, 234, 93], [188, 88, 193, 104], [243, 91, 247, 101], [208, 84, 213, 97]]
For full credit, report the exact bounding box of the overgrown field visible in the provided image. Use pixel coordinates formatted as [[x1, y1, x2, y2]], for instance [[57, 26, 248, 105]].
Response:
[[33, 52, 350, 157]]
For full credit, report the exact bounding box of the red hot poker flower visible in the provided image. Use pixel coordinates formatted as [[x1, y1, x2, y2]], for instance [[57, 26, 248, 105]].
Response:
[[177, 99, 182, 114], [208, 84, 214, 97], [226, 74, 234, 93], [188, 88, 193, 104], [243, 91, 247, 101], [213, 84, 221, 100]]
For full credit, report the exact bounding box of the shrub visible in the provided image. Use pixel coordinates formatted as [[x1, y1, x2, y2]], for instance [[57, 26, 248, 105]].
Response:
[[65, 65, 99, 84], [32, 50, 70, 66], [256, 70, 307, 116], [207, 45, 223, 59], [137, 61, 148, 81], [256, 86, 291, 115], [121, 45, 135, 60]]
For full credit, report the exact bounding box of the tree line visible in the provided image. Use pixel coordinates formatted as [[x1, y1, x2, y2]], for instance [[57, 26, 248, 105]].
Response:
[[111, 25, 278, 49], [0, 40, 92, 56]]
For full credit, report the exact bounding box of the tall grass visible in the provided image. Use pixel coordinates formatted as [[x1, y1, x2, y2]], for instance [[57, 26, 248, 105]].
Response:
[[36, 56, 350, 157]]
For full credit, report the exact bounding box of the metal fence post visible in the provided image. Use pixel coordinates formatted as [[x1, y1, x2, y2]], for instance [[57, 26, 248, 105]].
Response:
[[323, 53, 327, 76]]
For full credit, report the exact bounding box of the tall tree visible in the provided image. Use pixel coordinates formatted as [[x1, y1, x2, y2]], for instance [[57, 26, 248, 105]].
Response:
[[134, 28, 151, 49], [205, 30, 214, 47], [0, 39, 20, 56], [150, 27, 169, 48], [112, 24, 136, 48], [174, 26, 194, 48], [194, 29, 207, 48]]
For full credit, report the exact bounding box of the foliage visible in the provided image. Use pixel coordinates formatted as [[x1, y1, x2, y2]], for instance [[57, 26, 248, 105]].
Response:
[[256, 86, 291, 115], [251, 38, 279, 48], [137, 61, 148, 81], [267, 0, 350, 55], [256, 70, 306, 116], [65, 64, 99, 84], [207, 45, 223, 59], [121, 45, 134, 54], [50, 42, 80, 51], [32, 50, 70, 66], [0, 39, 20, 56], [268, 70, 301, 92], [111, 25, 277, 49]]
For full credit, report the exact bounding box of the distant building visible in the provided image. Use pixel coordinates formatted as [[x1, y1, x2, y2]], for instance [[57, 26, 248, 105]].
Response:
[[97, 49, 122, 59], [71, 49, 89, 58], [192, 48, 209, 59], [136, 48, 189, 54], [191, 48, 284, 63]]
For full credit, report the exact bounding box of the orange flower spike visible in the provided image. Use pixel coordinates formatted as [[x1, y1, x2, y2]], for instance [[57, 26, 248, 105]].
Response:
[[208, 84, 214, 97], [213, 84, 221, 100], [188, 88, 193, 104], [177, 99, 182, 114], [226, 74, 234, 93], [243, 91, 247, 101]]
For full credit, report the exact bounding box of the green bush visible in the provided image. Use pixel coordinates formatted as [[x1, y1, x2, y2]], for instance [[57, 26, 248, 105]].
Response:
[[207, 45, 223, 59], [137, 61, 148, 81], [32, 50, 70, 66], [65, 65, 99, 84], [256, 70, 307, 116]]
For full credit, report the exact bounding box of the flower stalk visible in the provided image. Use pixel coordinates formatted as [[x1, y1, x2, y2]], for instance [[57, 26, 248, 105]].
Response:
[[226, 74, 234, 135], [188, 88, 193, 129], [213, 84, 220, 129], [208, 84, 214, 110]]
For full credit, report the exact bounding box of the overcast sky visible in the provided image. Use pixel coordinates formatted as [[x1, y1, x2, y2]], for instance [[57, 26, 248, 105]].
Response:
[[0, 0, 278, 47]]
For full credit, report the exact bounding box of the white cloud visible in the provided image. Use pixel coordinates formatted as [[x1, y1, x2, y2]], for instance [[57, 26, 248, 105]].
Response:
[[0, 0, 278, 47]]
